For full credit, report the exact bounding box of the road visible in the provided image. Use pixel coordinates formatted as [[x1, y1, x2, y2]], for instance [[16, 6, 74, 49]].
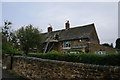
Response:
[[2, 70, 29, 80], [0, 60, 29, 80]]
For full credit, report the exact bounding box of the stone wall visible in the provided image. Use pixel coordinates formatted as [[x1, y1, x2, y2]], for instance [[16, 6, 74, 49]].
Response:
[[89, 44, 116, 54], [89, 27, 100, 44], [3, 55, 120, 80], [58, 40, 116, 53], [58, 40, 88, 53], [2, 54, 12, 69]]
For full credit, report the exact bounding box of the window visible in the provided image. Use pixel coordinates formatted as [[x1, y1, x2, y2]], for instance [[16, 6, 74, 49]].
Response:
[[95, 51, 106, 54], [63, 41, 71, 49]]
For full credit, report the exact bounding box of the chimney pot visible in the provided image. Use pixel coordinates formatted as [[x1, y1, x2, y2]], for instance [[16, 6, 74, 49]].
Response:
[[48, 25, 52, 32], [65, 20, 70, 29]]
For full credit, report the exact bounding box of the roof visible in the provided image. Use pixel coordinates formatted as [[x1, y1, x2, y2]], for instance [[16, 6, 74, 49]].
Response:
[[42, 23, 95, 42]]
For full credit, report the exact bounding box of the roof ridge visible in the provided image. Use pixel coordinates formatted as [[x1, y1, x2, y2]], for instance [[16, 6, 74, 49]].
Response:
[[42, 23, 94, 34]]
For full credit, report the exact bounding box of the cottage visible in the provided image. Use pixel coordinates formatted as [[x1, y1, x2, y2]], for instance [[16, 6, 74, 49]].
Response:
[[42, 21, 116, 54]]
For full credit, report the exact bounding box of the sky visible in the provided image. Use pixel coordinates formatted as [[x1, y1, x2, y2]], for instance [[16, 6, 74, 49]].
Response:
[[1, 0, 119, 2], [118, 1, 120, 38], [2, 2, 118, 47]]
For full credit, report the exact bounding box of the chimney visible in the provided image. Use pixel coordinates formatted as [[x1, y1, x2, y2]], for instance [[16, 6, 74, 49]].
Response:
[[48, 25, 52, 32], [65, 20, 70, 29]]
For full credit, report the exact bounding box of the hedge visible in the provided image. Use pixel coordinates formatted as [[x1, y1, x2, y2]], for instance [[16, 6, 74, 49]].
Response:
[[27, 50, 120, 66], [3, 49, 120, 66]]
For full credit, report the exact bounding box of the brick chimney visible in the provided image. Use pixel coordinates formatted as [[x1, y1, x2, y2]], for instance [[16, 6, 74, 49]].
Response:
[[48, 25, 52, 32], [65, 20, 70, 29]]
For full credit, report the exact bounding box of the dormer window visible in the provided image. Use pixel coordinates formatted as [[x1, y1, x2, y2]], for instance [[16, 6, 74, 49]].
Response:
[[63, 41, 71, 49]]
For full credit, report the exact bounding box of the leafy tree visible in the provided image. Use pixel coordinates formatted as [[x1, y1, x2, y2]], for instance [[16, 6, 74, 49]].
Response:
[[9, 31, 19, 49], [2, 21, 18, 49], [102, 43, 114, 48], [115, 38, 120, 49], [2, 21, 12, 42], [110, 43, 113, 48], [2, 21, 17, 54], [16, 24, 43, 55], [102, 43, 110, 47]]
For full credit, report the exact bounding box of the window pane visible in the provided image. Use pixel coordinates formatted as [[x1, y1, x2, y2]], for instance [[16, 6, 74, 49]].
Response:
[[63, 41, 71, 48]]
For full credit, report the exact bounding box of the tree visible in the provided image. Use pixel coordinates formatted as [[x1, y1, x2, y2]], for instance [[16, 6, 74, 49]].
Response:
[[110, 43, 113, 48], [2, 21, 19, 49], [2, 21, 12, 42], [2, 21, 17, 54], [16, 24, 43, 55], [102, 43, 114, 48], [9, 31, 19, 49], [115, 38, 120, 49], [102, 43, 110, 47]]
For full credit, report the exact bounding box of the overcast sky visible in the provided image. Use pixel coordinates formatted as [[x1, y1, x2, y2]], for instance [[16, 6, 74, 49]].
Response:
[[2, 2, 118, 47]]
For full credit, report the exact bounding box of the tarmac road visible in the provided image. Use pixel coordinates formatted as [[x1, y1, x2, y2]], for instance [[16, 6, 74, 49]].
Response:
[[2, 70, 29, 80], [2, 70, 30, 80]]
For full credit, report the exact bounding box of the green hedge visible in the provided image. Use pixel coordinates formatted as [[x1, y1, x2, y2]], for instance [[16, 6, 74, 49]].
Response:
[[3, 48, 120, 66], [27, 50, 120, 66], [3, 49, 22, 56]]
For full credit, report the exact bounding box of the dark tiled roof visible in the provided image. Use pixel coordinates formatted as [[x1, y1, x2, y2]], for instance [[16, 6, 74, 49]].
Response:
[[42, 23, 95, 42]]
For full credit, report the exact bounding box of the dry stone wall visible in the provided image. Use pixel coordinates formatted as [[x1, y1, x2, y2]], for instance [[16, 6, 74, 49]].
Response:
[[3, 55, 120, 80]]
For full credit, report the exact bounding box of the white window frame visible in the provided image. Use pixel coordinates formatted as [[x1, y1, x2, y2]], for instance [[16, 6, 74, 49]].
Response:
[[63, 41, 71, 49], [95, 51, 106, 54]]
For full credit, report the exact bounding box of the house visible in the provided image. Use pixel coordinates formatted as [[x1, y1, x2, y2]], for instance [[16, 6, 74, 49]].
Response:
[[42, 21, 116, 54]]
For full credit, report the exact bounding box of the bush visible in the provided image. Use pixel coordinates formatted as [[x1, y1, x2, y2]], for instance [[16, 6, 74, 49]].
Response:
[[2, 43, 22, 56], [27, 51, 120, 66]]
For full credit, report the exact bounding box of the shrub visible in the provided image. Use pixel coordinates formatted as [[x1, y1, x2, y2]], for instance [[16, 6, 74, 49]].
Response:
[[26, 51, 120, 66], [2, 43, 22, 56]]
